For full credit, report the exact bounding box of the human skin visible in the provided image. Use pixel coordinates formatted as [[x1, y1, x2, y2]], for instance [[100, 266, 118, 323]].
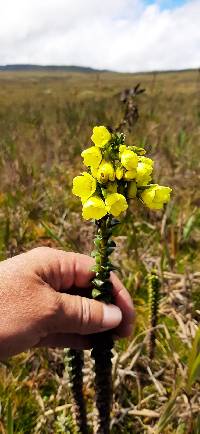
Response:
[[0, 247, 135, 360]]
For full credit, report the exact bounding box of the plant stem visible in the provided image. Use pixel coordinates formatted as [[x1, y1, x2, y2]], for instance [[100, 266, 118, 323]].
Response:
[[91, 216, 118, 434], [64, 349, 88, 434], [92, 335, 113, 434], [147, 270, 161, 359]]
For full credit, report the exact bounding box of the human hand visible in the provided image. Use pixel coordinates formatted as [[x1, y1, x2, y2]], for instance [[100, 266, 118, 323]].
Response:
[[0, 247, 135, 359]]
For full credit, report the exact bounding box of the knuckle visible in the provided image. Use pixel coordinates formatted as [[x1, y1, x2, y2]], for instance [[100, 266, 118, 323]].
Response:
[[52, 292, 63, 317], [42, 293, 62, 333], [29, 246, 59, 258], [31, 246, 50, 254], [78, 296, 91, 334], [28, 246, 52, 262]]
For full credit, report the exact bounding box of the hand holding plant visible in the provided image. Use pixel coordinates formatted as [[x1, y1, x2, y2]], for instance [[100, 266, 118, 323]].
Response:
[[71, 125, 172, 433]]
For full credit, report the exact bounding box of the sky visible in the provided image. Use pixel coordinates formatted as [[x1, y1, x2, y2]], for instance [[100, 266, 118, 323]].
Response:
[[0, 0, 199, 72]]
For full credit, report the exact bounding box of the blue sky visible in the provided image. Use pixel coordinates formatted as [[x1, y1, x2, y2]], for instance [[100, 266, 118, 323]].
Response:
[[145, 0, 187, 9], [0, 0, 199, 72]]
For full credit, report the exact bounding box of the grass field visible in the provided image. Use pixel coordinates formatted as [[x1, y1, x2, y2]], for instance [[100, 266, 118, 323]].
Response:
[[0, 69, 200, 433]]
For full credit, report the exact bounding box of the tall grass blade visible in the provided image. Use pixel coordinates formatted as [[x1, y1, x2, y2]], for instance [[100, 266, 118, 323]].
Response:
[[154, 391, 179, 433], [7, 399, 13, 434], [187, 327, 200, 389]]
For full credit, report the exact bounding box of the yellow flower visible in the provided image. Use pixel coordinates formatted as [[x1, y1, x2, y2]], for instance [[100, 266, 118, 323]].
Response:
[[140, 185, 172, 210], [72, 172, 96, 202], [127, 181, 137, 198], [115, 165, 124, 180], [82, 196, 107, 220], [81, 146, 102, 169], [119, 144, 127, 156], [90, 166, 98, 178], [136, 162, 153, 186], [121, 150, 138, 171], [105, 193, 128, 217], [137, 176, 152, 187], [139, 156, 154, 167], [124, 169, 137, 180], [91, 126, 111, 148], [97, 160, 115, 183]]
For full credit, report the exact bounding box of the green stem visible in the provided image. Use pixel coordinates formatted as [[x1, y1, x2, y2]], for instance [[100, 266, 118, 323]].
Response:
[[64, 349, 88, 434], [91, 216, 118, 434]]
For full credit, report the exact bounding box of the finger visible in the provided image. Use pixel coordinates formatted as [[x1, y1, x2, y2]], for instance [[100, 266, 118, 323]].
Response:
[[59, 252, 135, 331], [52, 250, 135, 334], [54, 251, 95, 290], [32, 248, 95, 291], [110, 272, 135, 338], [33, 248, 134, 337], [47, 293, 122, 335], [36, 333, 92, 350]]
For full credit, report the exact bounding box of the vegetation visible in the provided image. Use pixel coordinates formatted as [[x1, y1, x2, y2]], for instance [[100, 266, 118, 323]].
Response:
[[0, 69, 200, 433]]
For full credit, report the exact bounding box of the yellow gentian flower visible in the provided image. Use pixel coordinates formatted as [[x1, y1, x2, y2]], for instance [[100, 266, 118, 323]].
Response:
[[121, 150, 138, 171], [81, 146, 102, 169], [105, 193, 128, 217], [72, 172, 96, 202], [97, 160, 115, 183], [140, 185, 172, 210], [91, 126, 111, 148], [82, 196, 107, 220]]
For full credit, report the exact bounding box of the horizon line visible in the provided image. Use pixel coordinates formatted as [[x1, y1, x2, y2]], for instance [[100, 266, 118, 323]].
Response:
[[0, 63, 199, 75]]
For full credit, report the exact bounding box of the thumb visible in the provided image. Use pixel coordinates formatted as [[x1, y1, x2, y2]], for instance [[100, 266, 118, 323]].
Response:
[[49, 293, 122, 335]]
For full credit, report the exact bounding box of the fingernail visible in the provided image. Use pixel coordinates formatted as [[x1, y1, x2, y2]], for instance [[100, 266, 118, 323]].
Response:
[[102, 304, 122, 329]]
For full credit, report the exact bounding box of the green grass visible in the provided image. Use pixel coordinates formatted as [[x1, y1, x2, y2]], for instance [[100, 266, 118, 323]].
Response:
[[0, 69, 200, 433]]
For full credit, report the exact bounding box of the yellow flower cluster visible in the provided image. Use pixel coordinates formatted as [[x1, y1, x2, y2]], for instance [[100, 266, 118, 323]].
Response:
[[72, 126, 172, 220]]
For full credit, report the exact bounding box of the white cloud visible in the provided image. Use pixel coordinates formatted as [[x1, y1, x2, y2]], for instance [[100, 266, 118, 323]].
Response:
[[0, 0, 199, 71]]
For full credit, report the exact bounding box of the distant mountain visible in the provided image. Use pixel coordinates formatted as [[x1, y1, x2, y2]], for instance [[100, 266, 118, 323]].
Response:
[[0, 64, 108, 73], [0, 64, 197, 75]]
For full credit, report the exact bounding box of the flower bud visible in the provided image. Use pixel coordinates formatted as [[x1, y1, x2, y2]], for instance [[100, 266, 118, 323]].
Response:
[[115, 165, 124, 180], [119, 145, 127, 156]]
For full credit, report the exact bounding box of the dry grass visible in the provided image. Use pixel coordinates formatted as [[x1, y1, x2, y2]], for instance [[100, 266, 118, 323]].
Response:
[[0, 69, 200, 433]]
